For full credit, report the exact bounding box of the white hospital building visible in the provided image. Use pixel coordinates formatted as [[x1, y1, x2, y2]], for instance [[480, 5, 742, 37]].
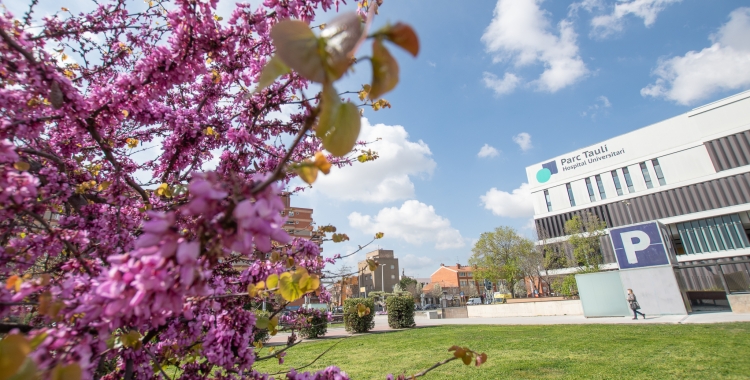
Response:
[[526, 90, 750, 311]]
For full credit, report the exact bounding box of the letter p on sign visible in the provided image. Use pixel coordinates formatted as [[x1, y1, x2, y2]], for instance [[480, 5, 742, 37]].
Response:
[[610, 222, 670, 269], [620, 230, 650, 264]]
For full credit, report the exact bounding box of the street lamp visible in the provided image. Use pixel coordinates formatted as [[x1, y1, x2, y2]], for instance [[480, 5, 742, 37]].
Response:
[[380, 264, 386, 292], [621, 200, 634, 224]]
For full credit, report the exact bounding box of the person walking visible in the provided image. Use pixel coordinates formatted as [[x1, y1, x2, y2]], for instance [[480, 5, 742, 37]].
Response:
[[627, 289, 646, 320]]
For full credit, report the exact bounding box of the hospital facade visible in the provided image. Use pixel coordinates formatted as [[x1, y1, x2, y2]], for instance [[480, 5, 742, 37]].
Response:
[[526, 90, 750, 311]]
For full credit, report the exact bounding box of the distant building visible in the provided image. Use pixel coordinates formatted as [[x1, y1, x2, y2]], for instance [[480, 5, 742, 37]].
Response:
[[280, 193, 323, 247], [328, 276, 359, 306], [423, 263, 481, 305], [357, 249, 400, 295]]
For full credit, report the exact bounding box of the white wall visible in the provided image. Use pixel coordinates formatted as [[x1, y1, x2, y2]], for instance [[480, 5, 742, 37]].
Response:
[[467, 300, 583, 317], [658, 146, 716, 186], [526, 91, 750, 190], [619, 266, 688, 316]]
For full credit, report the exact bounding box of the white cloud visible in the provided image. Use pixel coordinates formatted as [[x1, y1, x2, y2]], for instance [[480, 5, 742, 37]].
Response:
[[512, 132, 533, 151], [482, 72, 521, 95], [310, 118, 436, 203], [348, 200, 465, 250], [481, 0, 588, 93], [428, 61, 437, 67], [477, 144, 500, 158], [480, 183, 534, 218], [590, 0, 681, 38], [582, 95, 612, 119], [641, 7, 750, 105]]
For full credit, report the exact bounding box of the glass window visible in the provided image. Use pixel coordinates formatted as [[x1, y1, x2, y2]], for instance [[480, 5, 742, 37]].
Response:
[[639, 162, 653, 189], [391, 274, 395, 279], [566, 183, 576, 206], [676, 214, 749, 255], [585, 178, 596, 202], [544, 190, 552, 212], [622, 167, 635, 193], [595, 175, 606, 200], [611, 170, 624, 196], [652, 159, 666, 186], [390, 264, 395, 269]]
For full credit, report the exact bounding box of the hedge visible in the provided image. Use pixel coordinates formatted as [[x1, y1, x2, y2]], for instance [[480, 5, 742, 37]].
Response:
[[385, 295, 415, 329], [298, 308, 330, 339], [343, 297, 375, 333]]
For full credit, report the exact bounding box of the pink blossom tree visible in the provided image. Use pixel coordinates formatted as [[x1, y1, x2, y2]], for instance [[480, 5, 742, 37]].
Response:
[[0, 0, 485, 378]]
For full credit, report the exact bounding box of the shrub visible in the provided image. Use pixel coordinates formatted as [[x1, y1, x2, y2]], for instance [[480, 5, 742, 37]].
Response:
[[557, 274, 579, 298], [385, 296, 415, 329], [343, 297, 375, 333], [299, 308, 331, 339], [252, 310, 271, 344]]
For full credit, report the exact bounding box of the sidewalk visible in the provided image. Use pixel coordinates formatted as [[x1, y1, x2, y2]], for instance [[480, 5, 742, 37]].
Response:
[[267, 311, 750, 345]]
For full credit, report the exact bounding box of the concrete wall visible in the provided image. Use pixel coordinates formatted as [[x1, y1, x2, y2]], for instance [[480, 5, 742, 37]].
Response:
[[443, 307, 468, 319], [619, 266, 688, 315], [467, 300, 583, 318], [728, 294, 750, 313]]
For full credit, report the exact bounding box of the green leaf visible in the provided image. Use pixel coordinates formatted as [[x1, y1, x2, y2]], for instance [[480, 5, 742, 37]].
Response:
[[0, 334, 30, 380], [316, 84, 342, 138], [271, 20, 326, 83], [7, 358, 36, 380], [51, 363, 81, 380], [380, 23, 420, 57], [321, 102, 361, 157], [369, 39, 399, 100], [255, 55, 290, 93], [320, 12, 365, 80], [295, 165, 318, 185], [278, 272, 304, 302]]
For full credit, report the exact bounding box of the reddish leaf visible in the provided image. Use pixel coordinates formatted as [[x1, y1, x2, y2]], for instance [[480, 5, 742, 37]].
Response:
[[382, 23, 419, 57]]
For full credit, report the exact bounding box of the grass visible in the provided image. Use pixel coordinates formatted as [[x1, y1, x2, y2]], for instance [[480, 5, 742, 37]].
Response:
[[253, 323, 750, 379]]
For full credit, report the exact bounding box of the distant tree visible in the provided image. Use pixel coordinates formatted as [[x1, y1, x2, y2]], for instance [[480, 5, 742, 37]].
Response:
[[564, 212, 607, 272], [399, 276, 418, 290], [525, 226, 569, 296], [469, 226, 533, 298]]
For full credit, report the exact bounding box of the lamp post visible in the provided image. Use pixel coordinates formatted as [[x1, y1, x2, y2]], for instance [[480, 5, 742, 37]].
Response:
[[380, 264, 386, 292], [621, 200, 634, 225]]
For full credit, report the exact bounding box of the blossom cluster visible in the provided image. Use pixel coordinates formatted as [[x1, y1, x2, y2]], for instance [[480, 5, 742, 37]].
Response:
[[0, 0, 381, 378]]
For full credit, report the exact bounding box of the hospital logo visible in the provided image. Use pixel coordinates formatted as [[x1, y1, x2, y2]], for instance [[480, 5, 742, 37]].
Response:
[[536, 161, 558, 183]]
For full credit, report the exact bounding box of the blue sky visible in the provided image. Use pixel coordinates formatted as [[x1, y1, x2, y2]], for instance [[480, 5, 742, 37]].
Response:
[[7, 0, 750, 278], [300, 0, 750, 278]]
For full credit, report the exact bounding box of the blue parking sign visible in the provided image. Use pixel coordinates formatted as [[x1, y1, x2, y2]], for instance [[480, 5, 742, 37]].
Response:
[[610, 222, 670, 270]]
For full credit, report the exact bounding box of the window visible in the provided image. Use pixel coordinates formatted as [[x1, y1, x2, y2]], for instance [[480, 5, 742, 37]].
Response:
[[544, 190, 552, 212], [652, 159, 666, 186], [595, 175, 606, 200], [676, 214, 749, 255], [390, 264, 395, 269], [611, 170, 624, 196], [639, 162, 653, 189], [585, 178, 596, 202], [391, 274, 396, 279], [622, 167, 635, 193], [566, 183, 576, 206], [466, 272, 472, 277]]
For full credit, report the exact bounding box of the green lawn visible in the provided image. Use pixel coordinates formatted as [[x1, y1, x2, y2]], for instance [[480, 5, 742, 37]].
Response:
[[253, 323, 750, 379]]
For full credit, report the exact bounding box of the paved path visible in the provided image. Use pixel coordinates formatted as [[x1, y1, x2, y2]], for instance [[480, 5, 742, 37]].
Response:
[[267, 312, 750, 345]]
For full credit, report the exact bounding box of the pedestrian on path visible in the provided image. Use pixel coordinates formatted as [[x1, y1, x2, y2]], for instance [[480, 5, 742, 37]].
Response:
[[627, 289, 646, 320]]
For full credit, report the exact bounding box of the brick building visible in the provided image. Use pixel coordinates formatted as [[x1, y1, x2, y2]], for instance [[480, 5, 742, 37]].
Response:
[[357, 249, 400, 295], [423, 263, 481, 305]]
